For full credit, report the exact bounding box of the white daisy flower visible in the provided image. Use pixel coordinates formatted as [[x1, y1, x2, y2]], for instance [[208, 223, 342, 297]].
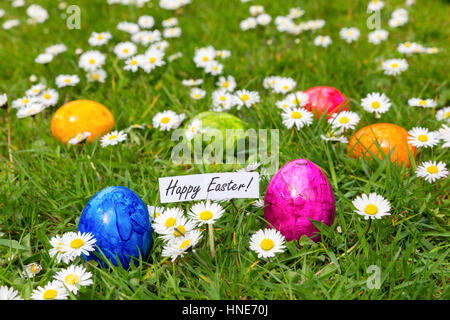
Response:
[[35, 53, 54, 64], [68, 132, 91, 145], [281, 107, 314, 130], [381, 58, 408, 76], [100, 130, 127, 147], [24, 263, 42, 278], [216, 75, 236, 92], [392, 8, 409, 19], [54, 265, 93, 294], [408, 98, 437, 108], [26, 83, 46, 96], [287, 7, 305, 19], [16, 102, 46, 118], [361, 92, 391, 114], [215, 50, 231, 59], [60, 231, 97, 259], [397, 42, 424, 55], [78, 51, 106, 72], [159, 216, 197, 242], [235, 89, 260, 109], [138, 15, 155, 29], [161, 229, 203, 261], [0, 9, 5, 19], [0, 286, 23, 300], [328, 111, 360, 131], [436, 107, 450, 123], [139, 30, 162, 45], [240, 17, 257, 31], [45, 44, 67, 56], [320, 131, 349, 143], [26, 4, 48, 23], [416, 161, 448, 183], [339, 27, 360, 43], [263, 76, 281, 90], [168, 52, 183, 61], [12, 96, 36, 109], [352, 193, 391, 220], [182, 79, 203, 87], [163, 27, 181, 38], [147, 205, 165, 222], [0, 93, 7, 108], [152, 110, 182, 131], [368, 29, 388, 45], [314, 35, 332, 47], [117, 21, 140, 34], [252, 198, 265, 208], [256, 14, 272, 26], [367, 0, 384, 12], [185, 119, 203, 140], [249, 229, 286, 259], [124, 56, 141, 72], [204, 61, 223, 76], [49, 234, 72, 264], [194, 46, 216, 68], [388, 15, 408, 28], [407, 127, 440, 148], [425, 47, 439, 54], [212, 89, 237, 111], [249, 5, 264, 16], [141, 48, 165, 73], [2, 19, 20, 30], [113, 41, 137, 59], [149, 40, 170, 52], [190, 88, 206, 100], [188, 200, 225, 226], [31, 280, 69, 300], [438, 125, 450, 148], [87, 69, 107, 83], [88, 32, 112, 46], [162, 17, 178, 28], [285, 91, 309, 108], [153, 207, 185, 235], [273, 77, 296, 94]]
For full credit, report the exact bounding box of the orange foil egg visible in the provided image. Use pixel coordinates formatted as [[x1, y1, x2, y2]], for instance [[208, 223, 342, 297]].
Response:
[[51, 100, 115, 144], [347, 123, 416, 167]]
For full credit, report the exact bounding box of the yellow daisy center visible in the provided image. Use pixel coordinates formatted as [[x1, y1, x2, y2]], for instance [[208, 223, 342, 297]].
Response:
[[371, 101, 380, 109], [339, 117, 349, 124], [199, 210, 213, 221], [405, 42, 411, 48], [149, 57, 156, 64], [97, 35, 103, 40], [222, 81, 229, 88], [65, 78, 71, 83], [22, 98, 29, 103], [241, 94, 249, 101], [70, 238, 84, 249], [282, 85, 289, 90], [165, 217, 176, 228], [179, 239, 190, 250], [194, 94, 200, 99], [418, 100, 427, 106], [202, 56, 209, 62], [391, 63, 399, 68], [30, 264, 40, 274], [108, 134, 118, 140], [444, 112, 450, 118], [364, 204, 378, 215], [65, 274, 80, 285], [426, 165, 438, 174], [123, 48, 129, 53], [291, 111, 302, 119], [161, 117, 170, 124], [219, 96, 226, 101], [43, 93, 51, 99], [173, 225, 186, 237], [417, 134, 428, 142], [89, 59, 95, 64], [260, 238, 274, 251], [92, 73, 100, 80], [131, 59, 138, 65], [43, 289, 57, 300]]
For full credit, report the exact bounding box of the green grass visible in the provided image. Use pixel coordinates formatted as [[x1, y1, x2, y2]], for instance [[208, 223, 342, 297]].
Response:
[[0, 0, 449, 300]]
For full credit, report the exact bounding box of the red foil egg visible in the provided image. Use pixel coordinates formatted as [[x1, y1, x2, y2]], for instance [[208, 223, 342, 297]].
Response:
[[304, 86, 349, 118]]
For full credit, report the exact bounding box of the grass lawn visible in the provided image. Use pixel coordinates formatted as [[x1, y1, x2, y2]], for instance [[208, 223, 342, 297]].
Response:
[[0, 0, 449, 300]]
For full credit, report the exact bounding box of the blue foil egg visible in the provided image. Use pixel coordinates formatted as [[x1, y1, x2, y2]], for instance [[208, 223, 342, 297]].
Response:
[[78, 186, 153, 268]]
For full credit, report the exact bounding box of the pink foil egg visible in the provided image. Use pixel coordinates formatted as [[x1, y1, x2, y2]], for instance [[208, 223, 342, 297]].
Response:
[[304, 86, 349, 118], [264, 159, 335, 242]]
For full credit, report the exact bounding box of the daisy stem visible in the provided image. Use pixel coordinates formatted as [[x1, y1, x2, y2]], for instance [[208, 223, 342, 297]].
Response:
[[208, 223, 215, 259], [6, 108, 13, 164], [231, 199, 239, 213], [364, 219, 372, 237]]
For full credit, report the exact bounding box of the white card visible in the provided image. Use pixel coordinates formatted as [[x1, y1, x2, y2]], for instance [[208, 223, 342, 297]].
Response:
[[159, 172, 259, 203]]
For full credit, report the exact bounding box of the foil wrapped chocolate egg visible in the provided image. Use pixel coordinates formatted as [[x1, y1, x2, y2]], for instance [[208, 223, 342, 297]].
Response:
[[78, 186, 153, 268], [51, 99, 114, 144], [264, 159, 335, 242], [304, 86, 349, 118], [347, 123, 416, 167]]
